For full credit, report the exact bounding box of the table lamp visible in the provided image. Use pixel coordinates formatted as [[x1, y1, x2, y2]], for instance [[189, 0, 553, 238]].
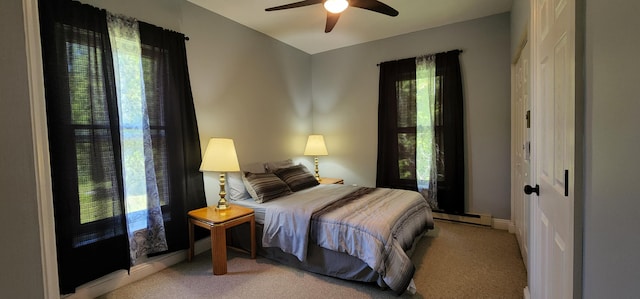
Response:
[[303, 134, 328, 181], [200, 138, 240, 210]]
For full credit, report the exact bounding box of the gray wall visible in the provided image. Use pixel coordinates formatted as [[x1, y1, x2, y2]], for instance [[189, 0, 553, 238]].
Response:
[[583, 0, 640, 297], [0, 0, 46, 297], [311, 13, 512, 219]]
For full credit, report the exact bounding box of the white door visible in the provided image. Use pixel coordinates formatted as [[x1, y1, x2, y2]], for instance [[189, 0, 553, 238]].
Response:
[[530, 0, 575, 298], [512, 42, 530, 269]]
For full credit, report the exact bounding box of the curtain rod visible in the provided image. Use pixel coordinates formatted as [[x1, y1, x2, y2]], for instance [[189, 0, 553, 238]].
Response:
[[376, 49, 463, 66]]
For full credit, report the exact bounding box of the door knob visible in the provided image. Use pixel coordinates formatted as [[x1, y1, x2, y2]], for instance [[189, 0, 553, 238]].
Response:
[[524, 184, 540, 196]]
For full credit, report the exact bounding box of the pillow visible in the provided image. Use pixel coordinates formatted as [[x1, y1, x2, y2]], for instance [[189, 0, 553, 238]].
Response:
[[242, 162, 267, 174], [227, 172, 252, 201], [264, 158, 294, 173], [273, 164, 319, 192], [242, 172, 292, 203], [227, 162, 268, 201]]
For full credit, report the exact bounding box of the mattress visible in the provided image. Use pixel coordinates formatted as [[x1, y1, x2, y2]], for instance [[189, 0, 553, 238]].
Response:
[[230, 197, 267, 223]]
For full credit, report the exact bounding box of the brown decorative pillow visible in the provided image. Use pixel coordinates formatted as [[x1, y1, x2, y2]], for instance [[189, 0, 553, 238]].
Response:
[[273, 164, 319, 192], [242, 172, 292, 203]]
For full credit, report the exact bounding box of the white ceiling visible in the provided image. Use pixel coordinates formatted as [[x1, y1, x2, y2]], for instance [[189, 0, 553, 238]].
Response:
[[187, 0, 513, 54]]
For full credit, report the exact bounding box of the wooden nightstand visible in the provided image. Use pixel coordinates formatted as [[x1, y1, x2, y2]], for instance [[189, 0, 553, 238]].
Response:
[[319, 177, 344, 185], [187, 205, 255, 275]]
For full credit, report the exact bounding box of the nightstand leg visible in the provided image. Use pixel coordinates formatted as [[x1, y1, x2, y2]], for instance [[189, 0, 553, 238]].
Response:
[[250, 216, 256, 259], [211, 225, 227, 275]]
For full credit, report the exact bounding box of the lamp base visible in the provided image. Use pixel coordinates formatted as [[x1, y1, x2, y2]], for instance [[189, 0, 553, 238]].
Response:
[[314, 156, 320, 181], [217, 172, 230, 210], [216, 199, 230, 210]]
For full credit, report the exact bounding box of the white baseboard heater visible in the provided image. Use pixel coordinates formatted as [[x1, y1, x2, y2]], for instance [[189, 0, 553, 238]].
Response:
[[432, 211, 492, 227]]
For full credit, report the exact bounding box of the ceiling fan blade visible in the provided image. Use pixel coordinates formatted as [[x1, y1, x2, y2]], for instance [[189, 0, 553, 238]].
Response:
[[349, 0, 399, 16], [325, 13, 341, 33], [265, 0, 323, 11]]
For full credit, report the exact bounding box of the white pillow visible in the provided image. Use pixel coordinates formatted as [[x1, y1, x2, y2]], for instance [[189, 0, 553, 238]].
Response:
[[227, 172, 252, 201]]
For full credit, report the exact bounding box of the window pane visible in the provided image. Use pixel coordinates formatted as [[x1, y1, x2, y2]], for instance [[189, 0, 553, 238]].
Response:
[[150, 128, 169, 206], [75, 128, 122, 224], [396, 79, 416, 128], [66, 38, 108, 126], [121, 126, 146, 214], [398, 133, 416, 179]]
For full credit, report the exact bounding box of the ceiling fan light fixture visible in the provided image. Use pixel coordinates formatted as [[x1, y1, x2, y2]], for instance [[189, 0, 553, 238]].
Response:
[[324, 0, 348, 14]]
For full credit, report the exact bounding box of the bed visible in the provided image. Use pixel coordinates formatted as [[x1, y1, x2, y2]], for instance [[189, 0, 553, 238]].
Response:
[[225, 160, 434, 295]]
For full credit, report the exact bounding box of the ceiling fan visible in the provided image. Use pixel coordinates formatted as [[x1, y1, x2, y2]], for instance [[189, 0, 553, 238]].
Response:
[[265, 0, 399, 33]]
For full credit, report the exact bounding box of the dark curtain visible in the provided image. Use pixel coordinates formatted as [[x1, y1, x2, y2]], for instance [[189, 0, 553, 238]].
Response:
[[435, 50, 465, 214], [38, 0, 130, 293], [137, 22, 207, 253], [376, 50, 465, 214], [376, 58, 417, 191]]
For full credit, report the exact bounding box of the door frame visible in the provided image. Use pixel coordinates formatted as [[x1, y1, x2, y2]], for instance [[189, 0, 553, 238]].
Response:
[[573, 1, 585, 298], [23, 0, 60, 297], [510, 36, 531, 272]]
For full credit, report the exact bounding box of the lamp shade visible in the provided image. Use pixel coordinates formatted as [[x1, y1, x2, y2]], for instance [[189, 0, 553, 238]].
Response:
[[199, 138, 240, 172], [304, 135, 328, 156]]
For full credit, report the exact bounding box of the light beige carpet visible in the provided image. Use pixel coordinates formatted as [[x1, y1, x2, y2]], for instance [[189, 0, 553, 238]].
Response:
[[99, 220, 527, 299]]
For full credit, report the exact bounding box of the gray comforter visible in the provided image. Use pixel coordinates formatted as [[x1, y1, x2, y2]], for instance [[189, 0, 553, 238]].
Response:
[[262, 184, 434, 294]]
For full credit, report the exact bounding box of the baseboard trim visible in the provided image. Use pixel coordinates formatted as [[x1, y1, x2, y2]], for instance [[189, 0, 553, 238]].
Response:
[[433, 212, 492, 227], [491, 218, 511, 231], [64, 238, 211, 299]]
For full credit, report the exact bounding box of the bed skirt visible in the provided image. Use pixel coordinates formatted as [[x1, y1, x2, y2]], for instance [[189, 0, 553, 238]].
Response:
[[228, 222, 428, 291]]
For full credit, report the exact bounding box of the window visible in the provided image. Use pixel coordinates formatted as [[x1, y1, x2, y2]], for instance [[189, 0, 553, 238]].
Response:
[[395, 76, 445, 183], [377, 50, 464, 214]]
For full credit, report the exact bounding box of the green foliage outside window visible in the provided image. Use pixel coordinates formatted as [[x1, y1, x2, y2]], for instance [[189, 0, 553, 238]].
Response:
[[68, 37, 153, 224]]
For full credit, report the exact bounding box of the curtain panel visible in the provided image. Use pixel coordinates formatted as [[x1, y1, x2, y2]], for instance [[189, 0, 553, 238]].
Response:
[[376, 58, 417, 191], [434, 50, 465, 214], [137, 21, 207, 254], [415, 54, 438, 209], [38, 0, 130, 293], [107, 12, 170, 264]]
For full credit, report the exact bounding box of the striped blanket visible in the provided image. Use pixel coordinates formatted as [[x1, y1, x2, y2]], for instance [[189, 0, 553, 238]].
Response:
[[262, 185, 433, 294]]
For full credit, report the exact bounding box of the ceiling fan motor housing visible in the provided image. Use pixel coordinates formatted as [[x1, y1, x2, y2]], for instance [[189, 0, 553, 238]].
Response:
[[265, 0, 399, 32]]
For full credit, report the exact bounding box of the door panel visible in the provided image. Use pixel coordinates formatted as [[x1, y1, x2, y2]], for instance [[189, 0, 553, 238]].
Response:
[[531, 0, 575, 297]]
